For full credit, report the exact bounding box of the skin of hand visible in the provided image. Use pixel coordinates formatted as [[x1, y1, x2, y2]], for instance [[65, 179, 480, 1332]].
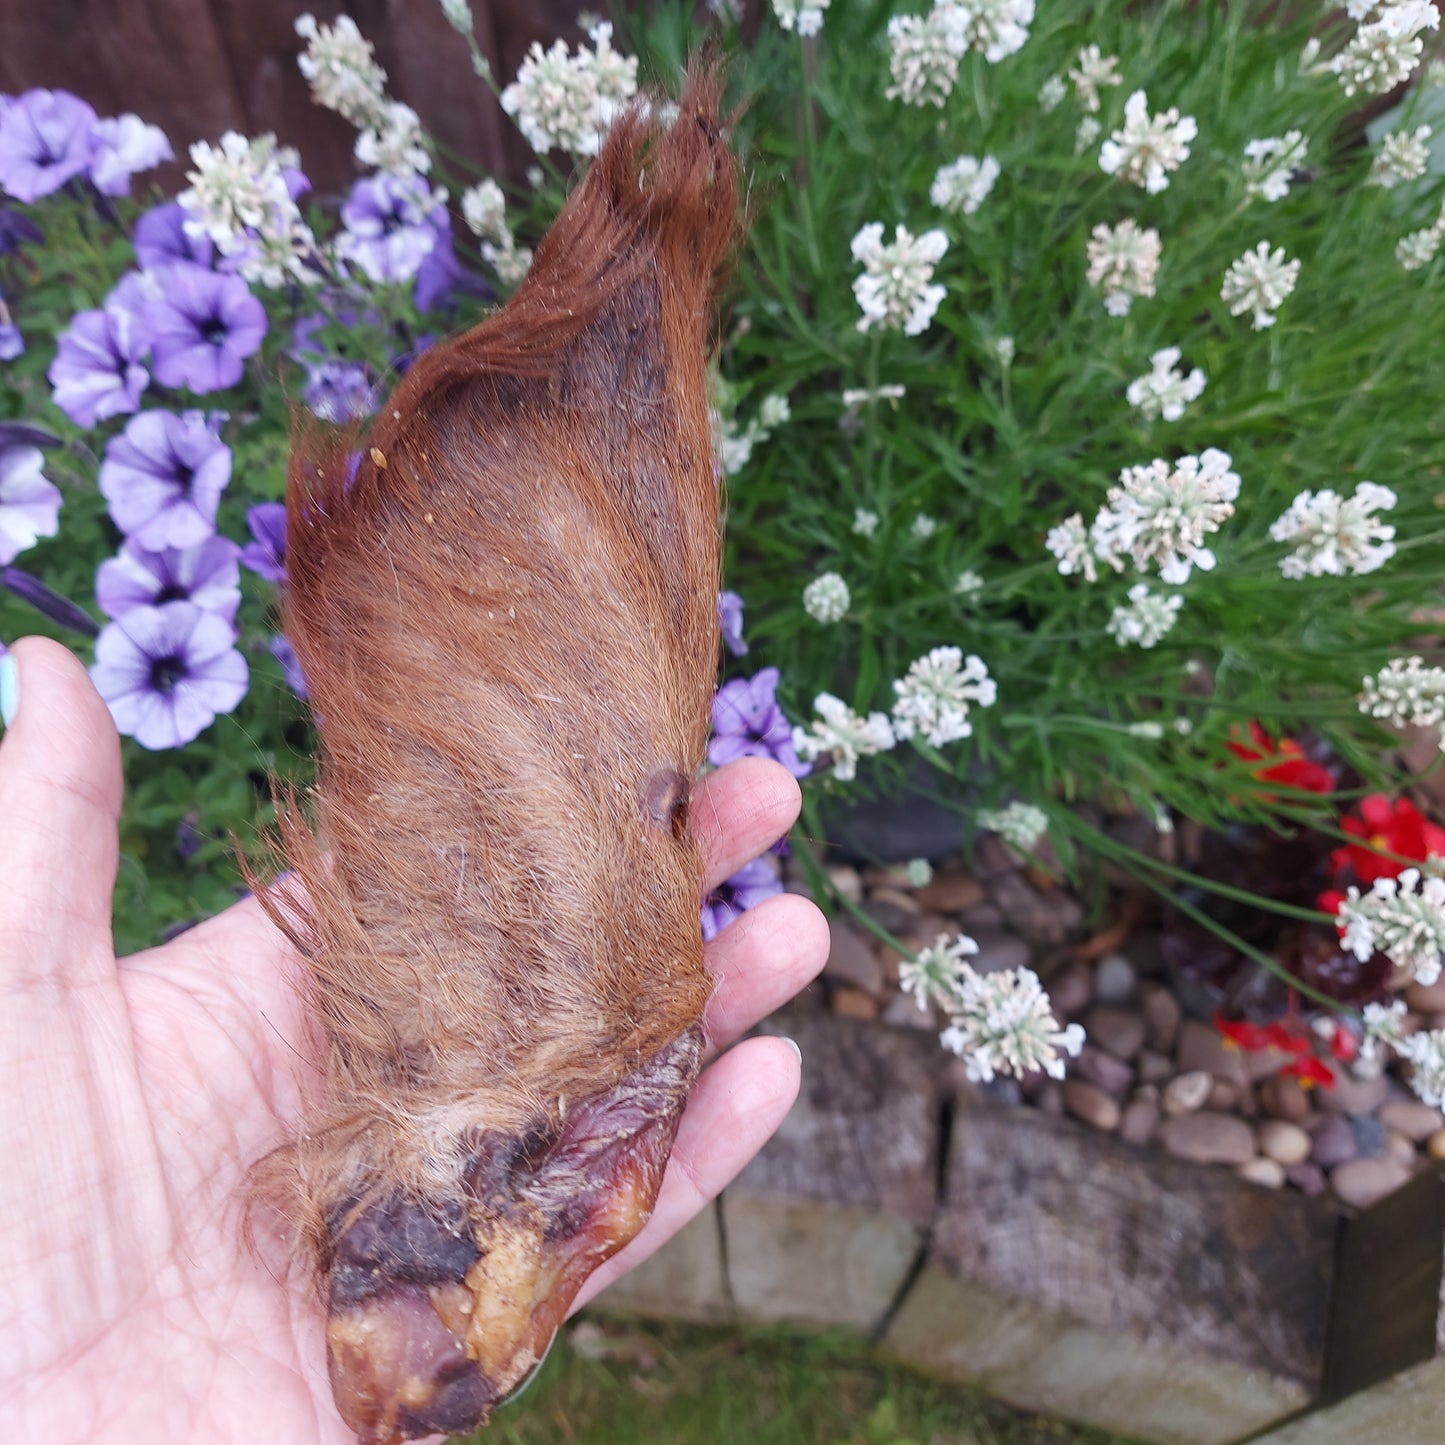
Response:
[[0, 636, 829, 1444]]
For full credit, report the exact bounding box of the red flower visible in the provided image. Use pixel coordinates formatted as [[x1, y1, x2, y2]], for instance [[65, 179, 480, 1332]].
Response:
[[1330, 794, 1445, 884], [1213, 1013, 1310, 1057], [1227, 721, 1334, 795], [1282, 1054, 1335, 1089]]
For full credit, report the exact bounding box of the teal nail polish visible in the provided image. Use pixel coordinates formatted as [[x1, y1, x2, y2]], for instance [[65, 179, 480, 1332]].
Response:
[[0, 655, 15, 729]]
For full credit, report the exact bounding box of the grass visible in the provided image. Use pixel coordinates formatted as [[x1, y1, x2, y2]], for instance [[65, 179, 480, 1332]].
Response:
[[470, 1316, 1148, 1445]]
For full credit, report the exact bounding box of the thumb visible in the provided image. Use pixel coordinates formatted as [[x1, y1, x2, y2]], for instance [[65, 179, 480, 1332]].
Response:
[[0, 637, 123, 979]]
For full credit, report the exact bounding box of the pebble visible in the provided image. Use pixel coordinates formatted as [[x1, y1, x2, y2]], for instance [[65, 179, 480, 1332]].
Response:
[[823, 920, 885, 995], [1160, 1111, 1256, 1166], [913, 870, 985, 913], [1405, 978, 1445, 1013], [870, 886, 922, 917], [1349, 1115, 1387, 1158], [1093, 954, 1138, 1004], [1048, 962, 1095, 1019], [863, 893, 919, 934], [1208, 1080, 1239, 1112], [1258, 1120, 1312, 1166], [1238, 1157, 1286, 1190], [969, 929, 1032, 977], [1073, 1044, 1135, 1097], [1140, 984, 1182, 1052], [1082, 1005, 1145, 1061], [1162, 1070, 1213, 1116], [1137, 1050, 1174, 1085], [959, 902, 1004, 929], [825, 864, 863, 905], [1429, 1128, 1445, 1162], [1379, 1100, 1445, 1142], [880, 992, 937, 1032], [1384, 1130, 1418, 1166], [1330, 1157, 1412, 1210], [1259, 1075, 1310, 1123], [1310, 1114, 1358, 1169], [1120, 1098, 1160, 1147], [1285, 1162, 1328, 1197], [1175, 1020, 1249, 1085], [1318, 1069, 1389, 1118], [831, 986, 881, 1021], [1064, 1079, 1122, 1132], [1035, 1080, 1065, 1117], [992, 871, 1083, 944]]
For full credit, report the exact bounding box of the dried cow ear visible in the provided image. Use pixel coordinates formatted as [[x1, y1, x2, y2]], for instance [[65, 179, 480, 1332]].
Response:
[[251, 71, 739, 1444]]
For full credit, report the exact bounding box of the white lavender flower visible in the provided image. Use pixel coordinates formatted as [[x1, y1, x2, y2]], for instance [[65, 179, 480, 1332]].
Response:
[[178, 132, 316, 287], [440, 0, 474, 35], [904, 857, 934, 888], [1099, 90, 1198, 193], [976, 800, 1048, 851], [930, 154, 1001, 215], [1333, 1, 1440, 97], [1126, 346, 1206, 422], [954, 568, 984, 599], [1220, 241, 1301, 329], [1399, 1028, 1445, 1107], [462, 179, 509, 242], [1371, 124, 1433, 186], [891, 646, 997, 747], [771, 0, 830, 35], [1397, 213, 1445, 269], [1068, 44, 1122, 112], [1075, 115, 1102, 155], [792, 693, 897, 780], [900, 931, 980, 1011], [758, 393, 792, 429], [1090, 449, 1241, 585], [1086, 219, 1161, 316], [803, 571, 850, 623], [1127, 721, 1166, 739], [1045, 512, 1098, 582], [482, 234, 532, 286], [1107, 583, 1183, 649], [500, 22, 638, 158], [1336, 868, 1445, 986], [1359, 656, 1445, 742], [852, 507, 881, 538], [1242, 131, 1307, 202], [910, 514, 938, 541], [295, 13, 389, 129], [940, 965, 1085, 1082], [850, 222, 949, 335], [1038, 74, 1066, 112], [957, 0, 1036, 63], [1360, 999, 1410, 1061], [989, 334, 1015, 367], [841, 383, 907, 411], [1269, 482, 1397, 579], [885, 4, 970, 107], [355, 99, 431, 176]]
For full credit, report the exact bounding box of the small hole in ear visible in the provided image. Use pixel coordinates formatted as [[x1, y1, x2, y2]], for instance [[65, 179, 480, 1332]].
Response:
[[645, 768, 690, 840]]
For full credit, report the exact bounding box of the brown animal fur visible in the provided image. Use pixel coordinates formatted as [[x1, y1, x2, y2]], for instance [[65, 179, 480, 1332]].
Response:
[[253, 74, 739, 1441]]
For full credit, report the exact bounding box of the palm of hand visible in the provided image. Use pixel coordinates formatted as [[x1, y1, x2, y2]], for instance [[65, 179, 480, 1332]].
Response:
[[1, 639, 824, 1445]]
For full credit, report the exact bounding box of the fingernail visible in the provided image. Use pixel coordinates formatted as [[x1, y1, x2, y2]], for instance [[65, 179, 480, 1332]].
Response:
[[782, 1036, 802, 1064], [0, 654, 16, 729]]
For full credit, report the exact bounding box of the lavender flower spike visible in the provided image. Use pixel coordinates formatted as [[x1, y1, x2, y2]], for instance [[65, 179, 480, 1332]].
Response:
[[0, 442, 61, 565], [0, 90, 97, 203], [718, 589, 748, 657], [146, 264, 267, 394], [96, 534, 242, 624], [99, 409, 231, 550], [48, 304, 150, 428], [241, 501, 287, 582], [91, 600, 248, 750], [709, 666, 811, 778], [701, 856, 785, 940]]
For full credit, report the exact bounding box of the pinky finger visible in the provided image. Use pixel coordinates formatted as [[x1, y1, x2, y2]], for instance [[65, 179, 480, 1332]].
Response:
[[569, 1034, 801, 1311]]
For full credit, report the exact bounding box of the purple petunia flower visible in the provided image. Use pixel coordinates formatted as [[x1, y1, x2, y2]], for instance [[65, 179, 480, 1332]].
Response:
[[718, 590, 748, 657], [2, 565, 99, 637], [336, 173, 439, 285], [241, 501, 287, 582], [269, 634, 308, 698], [0, 90, 97, 203], [48, 304, 150, 427], [303, 358, 378, 423], [90, 600, 248, 750], [0, 443, 61, 565], [0, 205, 42, 256], [708, 666, 811, 778], [0, 317, 20, 361], [99, 409, 231, 550], [88, 114, 172, 197], [701, 855, 784, 941], [95, 534, 242, 624], [134, 201, 213, 271], [146, 264, 267, 394]]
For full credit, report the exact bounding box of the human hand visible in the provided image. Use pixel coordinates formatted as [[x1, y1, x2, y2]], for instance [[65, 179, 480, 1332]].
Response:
[[0, 637, 828, 1444]]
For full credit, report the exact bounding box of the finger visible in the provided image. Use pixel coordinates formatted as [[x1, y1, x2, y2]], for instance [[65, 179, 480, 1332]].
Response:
[[569, 1034, 801, 1310], [702, 892, 828, 1053], [0, 637, 123, 978], [694, 757, 801, 893]]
